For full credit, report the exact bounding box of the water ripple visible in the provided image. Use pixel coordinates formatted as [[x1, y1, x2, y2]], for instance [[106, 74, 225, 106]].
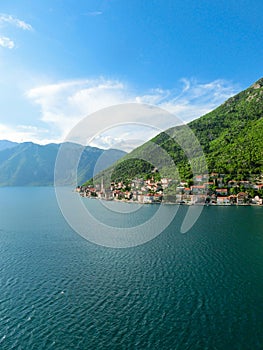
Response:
[[0, 189, 263, 349]]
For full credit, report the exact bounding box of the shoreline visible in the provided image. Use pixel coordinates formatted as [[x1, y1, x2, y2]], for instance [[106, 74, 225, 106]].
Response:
[[79, 194, 262, 207]]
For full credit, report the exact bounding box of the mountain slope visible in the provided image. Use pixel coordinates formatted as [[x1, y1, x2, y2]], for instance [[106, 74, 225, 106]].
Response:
[[0, 142, 125, 186], [164, 78, 263, 177], [87, 78, 263, 186]]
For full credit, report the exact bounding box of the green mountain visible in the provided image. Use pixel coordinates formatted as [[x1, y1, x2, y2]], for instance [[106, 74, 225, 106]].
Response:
[[86, 78, 263, 186], [0, 142, 125, 186]]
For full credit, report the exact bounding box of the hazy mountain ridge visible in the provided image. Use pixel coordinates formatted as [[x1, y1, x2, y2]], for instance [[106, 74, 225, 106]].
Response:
[[0, 141, 126, 186], [0, 140, 18, 151]]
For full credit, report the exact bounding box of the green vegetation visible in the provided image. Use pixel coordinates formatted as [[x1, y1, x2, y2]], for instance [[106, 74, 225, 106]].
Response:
[[189, 79, 263, 176], [86, 78, 263, 186]]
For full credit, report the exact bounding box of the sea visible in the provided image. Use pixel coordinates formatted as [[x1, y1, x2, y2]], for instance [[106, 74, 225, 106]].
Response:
[[0, 187, 263, 350]]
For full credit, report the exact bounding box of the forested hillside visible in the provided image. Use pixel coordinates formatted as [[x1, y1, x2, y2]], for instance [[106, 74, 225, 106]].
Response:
[[86, 78, 263, 186]]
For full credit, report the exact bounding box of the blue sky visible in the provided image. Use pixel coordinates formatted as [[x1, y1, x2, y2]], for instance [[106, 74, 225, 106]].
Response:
[[0, 0, 262, 149]]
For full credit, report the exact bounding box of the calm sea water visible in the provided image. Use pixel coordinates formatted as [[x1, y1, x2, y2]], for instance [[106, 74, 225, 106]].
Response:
[[0, 187, 263, 350]]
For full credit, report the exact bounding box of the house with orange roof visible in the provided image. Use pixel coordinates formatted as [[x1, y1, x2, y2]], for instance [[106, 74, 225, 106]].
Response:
[[215, 188, 228, 196]]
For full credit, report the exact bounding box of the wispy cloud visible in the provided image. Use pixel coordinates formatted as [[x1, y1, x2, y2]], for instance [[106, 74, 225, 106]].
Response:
[[24, 77, 239, 149], [85, 11, 103, 16], [0, 36, 14, 49], [156, 78, 239, 121], [0, 13, 33, 49], [0, 123, 54, 145], [136, 78, 238, 123], [0, 14, 33, 30]]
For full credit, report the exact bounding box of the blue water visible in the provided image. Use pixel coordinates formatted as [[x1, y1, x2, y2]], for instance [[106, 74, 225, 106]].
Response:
[[0, 187, 263, 349]]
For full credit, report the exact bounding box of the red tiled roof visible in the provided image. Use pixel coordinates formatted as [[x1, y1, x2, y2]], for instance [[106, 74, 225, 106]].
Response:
[[237, 192, 247, 196]]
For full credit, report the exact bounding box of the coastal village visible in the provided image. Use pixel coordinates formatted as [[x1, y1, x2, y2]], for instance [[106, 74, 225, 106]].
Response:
[[76, 172, 263, 206]]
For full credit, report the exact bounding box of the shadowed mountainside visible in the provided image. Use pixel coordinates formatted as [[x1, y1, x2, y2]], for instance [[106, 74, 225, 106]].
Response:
[[0, 142, 125, 186]]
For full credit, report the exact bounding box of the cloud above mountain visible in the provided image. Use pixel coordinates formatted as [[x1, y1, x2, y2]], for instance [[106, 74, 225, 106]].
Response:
[[24, 77, 238, 150]]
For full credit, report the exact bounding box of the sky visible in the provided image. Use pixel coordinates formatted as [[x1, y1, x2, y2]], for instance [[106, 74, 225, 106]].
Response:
[[0, 0, 262, 150]]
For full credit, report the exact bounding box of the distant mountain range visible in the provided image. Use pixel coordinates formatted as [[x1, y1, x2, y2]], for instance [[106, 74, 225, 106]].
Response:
[[87, 77, 263, 186], [0, 141, 125, 186]]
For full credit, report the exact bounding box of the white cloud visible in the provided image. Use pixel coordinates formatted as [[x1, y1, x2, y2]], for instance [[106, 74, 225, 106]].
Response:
[[26, 78, 134, 140], [0, 14, 33, 30], [24, 77, 238, 149], [0, 36, 14, 49]]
